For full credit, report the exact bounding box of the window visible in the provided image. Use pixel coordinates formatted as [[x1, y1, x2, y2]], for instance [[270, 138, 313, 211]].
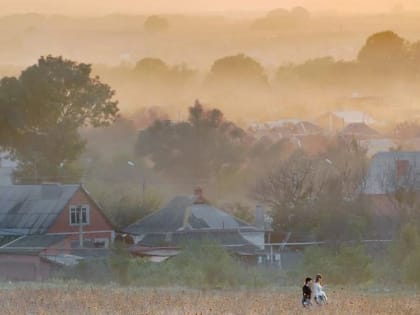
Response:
[[94, 238, 109, 248], [69, 205, 90, 226]]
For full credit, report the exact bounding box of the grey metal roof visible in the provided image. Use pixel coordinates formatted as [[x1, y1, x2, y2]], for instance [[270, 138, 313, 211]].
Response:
[[123, 195, 254, 235], [0, 234, 66, 254], [0, 235, 19, 246], [0, 184, 80, 235], [340, 123, 379, 137], [363, 151, 420, 194]]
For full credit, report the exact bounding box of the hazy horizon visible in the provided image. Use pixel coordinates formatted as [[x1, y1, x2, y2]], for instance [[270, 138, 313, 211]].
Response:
[[1, 0, 420, 16]]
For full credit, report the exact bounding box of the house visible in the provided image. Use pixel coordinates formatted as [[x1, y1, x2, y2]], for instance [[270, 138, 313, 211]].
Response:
[[249, 119, 323, 140], [363, 151, 420, 237], [340, 122, 380, 140], [316, 111, 377, 133], [0, 183, 115, 280], [364, 152, 420, 196], [123, 189, 268, 263]]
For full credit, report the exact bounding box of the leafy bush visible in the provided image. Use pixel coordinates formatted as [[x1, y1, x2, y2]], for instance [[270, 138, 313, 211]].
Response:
[[55, 240, 267, 289], [389, 224, 420, 284], [53, 258, 112, 284], [128, 240, 250, 288], [301, 245, 372, 284]]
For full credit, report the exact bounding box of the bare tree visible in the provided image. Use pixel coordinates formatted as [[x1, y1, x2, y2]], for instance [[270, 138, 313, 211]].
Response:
[[253, 151, 326, 231], [253, 138, 370, 239], [254, 151, 321, 210]]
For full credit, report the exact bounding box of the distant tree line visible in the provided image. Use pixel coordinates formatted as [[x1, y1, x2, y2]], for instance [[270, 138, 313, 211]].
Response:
[[103, 30, 420, 87]]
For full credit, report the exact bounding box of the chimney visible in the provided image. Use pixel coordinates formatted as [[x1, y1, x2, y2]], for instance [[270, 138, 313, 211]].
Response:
[[254, 204, 265, 230], [41, 183, 62, 200]]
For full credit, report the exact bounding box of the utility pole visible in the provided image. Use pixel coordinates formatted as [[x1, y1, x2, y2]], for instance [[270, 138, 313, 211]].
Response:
[[142, 175, 147, 198], [77, 205, 83, 248], [128, 160, 147, 199]]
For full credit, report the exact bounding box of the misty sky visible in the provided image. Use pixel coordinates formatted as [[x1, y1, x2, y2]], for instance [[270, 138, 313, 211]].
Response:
[[1, 0, 420, 15]]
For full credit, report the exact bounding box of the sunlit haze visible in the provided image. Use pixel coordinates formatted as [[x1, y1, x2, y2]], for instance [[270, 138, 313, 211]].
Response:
[[1, 0, 420, 311], [2, 0, 420, 15]]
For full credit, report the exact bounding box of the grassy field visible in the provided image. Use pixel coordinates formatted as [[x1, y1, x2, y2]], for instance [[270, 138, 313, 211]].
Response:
[[0, 284, 419, 315]]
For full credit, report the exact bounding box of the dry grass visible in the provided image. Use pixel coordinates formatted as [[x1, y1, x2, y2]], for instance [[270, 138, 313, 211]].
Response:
[[0, 284, 418, 315]]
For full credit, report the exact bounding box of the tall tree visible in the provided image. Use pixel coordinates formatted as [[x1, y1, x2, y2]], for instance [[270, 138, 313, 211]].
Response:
[[0, 55, 119, 183], [358, 31, 409, 73], [208, 54, 267, 87], [0, 77, 24, 148], [144, 15, 169, 33], [254, 138, 370, 241], [135, 100, 245, 182]]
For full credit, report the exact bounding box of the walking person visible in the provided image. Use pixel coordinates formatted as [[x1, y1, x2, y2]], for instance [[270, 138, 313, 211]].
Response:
[[302, 277, 313, 307], [313, 274, 328, 305]]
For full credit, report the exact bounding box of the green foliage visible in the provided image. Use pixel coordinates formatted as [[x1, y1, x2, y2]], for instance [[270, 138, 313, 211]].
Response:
[[135, 58, 169, 75], [109, 242, 132, 285], [134, 58, 195, 86], [18, 56, 118, 128], [302, 245, 372, 284], [255, 138, 371, 241], [135, 100, 246, 180], [85, 172, 162, 229], [13, 158, 84, 185], [106, 191, 161, 229], [57, 241, 262, 289], [402, 249, 420, 284], [128, 241, 252, 288], [372, 224, 420, 285], [0, 77, 23, 148], [54, 258, 112, 284], [333, 246, 372, 283], [252, 7, 310, 30], [358, 31, 408, 71], [276, 57, 359, 87], [276, 30, 420, 87], [313, 196, 371, 243], [209, 54, 267, 87], [389, 224, 420, 284], [0, 55, 119, 183], [144, 15, 169, 33], [168, 241, 245, 288]]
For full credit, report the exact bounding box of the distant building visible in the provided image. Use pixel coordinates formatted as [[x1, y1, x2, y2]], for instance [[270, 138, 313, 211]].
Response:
[[364, 152, 420, 196], [249, 119, 323, 140], [0, 183, 115, 280], [340, 122, 380, 139], [124, 189, 268, 263], [317, 111, 377, 133], [363, 151, 420, 238]]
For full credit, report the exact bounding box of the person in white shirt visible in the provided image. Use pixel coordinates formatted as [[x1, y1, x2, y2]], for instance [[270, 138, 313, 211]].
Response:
[[313, 274, 328, 305]]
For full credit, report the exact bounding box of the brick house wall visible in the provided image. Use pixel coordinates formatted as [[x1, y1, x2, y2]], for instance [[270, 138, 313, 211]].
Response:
[[0, 255, 51, 281], [47, 187, 115, 245]]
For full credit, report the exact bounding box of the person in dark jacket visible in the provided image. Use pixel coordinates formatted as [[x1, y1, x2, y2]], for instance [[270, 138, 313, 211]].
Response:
[[302, 277, 313, 307]]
